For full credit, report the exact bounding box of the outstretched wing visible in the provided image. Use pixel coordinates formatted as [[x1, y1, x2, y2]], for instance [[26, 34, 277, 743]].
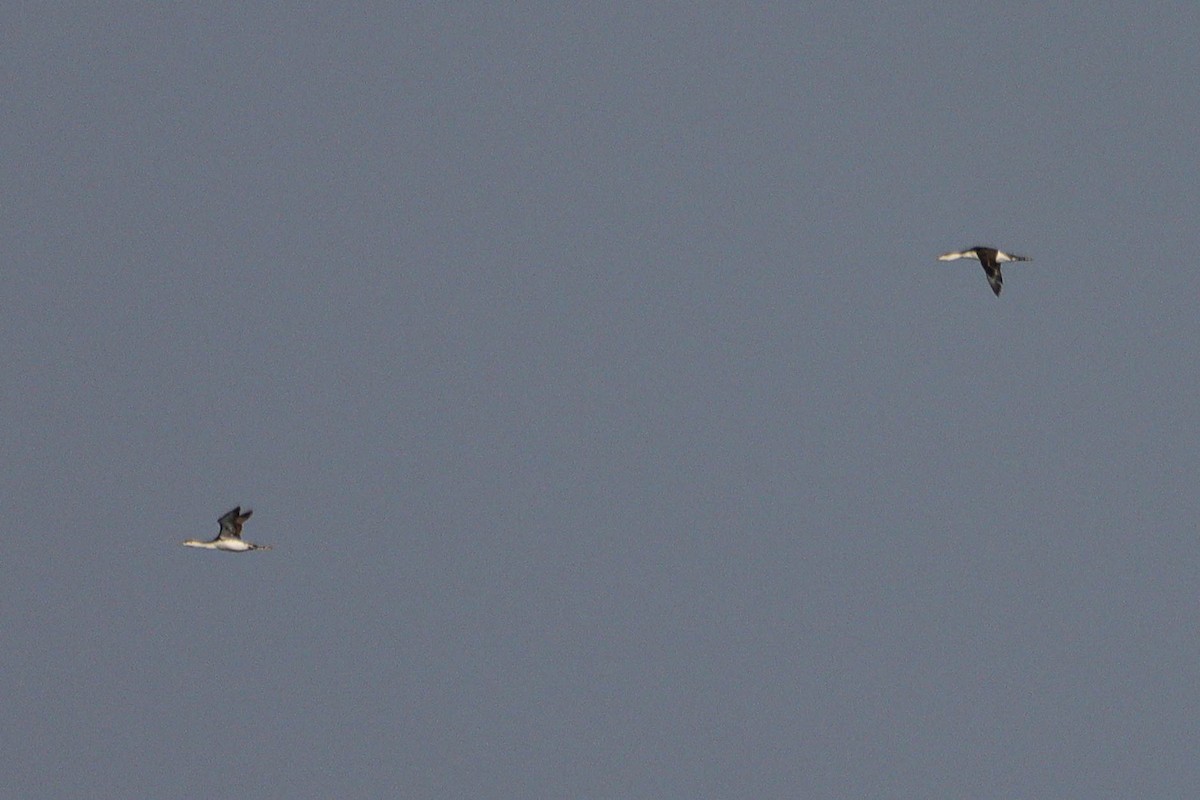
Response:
[[983, 263, 1003, 296], [217, 506, 252, 540]]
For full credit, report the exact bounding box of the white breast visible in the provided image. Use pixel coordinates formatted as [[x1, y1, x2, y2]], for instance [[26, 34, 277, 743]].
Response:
[[215, 539, 253, 552]]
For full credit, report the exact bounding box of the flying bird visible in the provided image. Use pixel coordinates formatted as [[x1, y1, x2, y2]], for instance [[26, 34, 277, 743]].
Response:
[[938, 246, 1031, 296], [183, 507, 271, 552]]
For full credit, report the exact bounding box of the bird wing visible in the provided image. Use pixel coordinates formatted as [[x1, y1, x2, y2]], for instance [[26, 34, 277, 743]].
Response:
[[217, 507, 246, 539], [983, 263, 1003, 296]]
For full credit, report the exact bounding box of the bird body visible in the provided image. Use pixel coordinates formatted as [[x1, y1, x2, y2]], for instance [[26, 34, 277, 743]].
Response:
[[183, 507, 271, 552], [938, 246, 1031, 296]]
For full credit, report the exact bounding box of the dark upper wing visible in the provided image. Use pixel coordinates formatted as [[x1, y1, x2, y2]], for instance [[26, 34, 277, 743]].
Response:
[[217, 507, 245, 539], [983, 263, 1003, 296]]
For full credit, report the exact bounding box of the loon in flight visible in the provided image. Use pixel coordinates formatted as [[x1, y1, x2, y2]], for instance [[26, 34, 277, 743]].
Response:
[[183, 507, 271, 552], [938, 246, 1031, 296]]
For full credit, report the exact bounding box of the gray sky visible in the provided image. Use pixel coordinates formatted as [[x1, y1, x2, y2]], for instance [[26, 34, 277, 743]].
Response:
[[3, 5, 1198, 798]]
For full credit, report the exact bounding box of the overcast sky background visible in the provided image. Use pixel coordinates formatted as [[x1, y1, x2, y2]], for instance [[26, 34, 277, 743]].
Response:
[[3, 5, 1198, 798]]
